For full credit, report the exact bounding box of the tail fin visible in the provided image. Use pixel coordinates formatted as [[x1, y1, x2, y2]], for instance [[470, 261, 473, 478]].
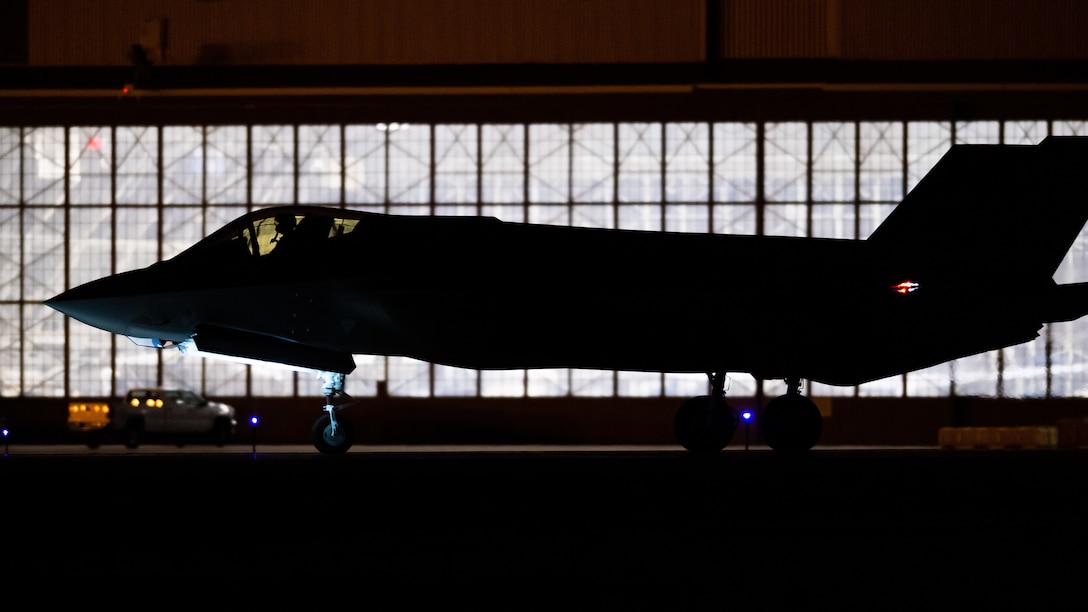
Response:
[[868, 136, 1088, 283]]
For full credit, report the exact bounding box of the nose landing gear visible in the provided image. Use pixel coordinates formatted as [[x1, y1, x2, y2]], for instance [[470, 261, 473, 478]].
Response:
[[311, 371, 355, 454]]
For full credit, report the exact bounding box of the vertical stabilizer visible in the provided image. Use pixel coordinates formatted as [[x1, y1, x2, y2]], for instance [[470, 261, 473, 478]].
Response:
[[867, 136, 1088, 283]]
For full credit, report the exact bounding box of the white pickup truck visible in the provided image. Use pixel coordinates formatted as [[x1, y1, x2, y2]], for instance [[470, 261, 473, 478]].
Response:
[[68, 388, 237, 449]]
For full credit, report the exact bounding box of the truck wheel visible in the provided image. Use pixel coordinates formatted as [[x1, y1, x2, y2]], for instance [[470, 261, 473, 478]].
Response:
[[211, 418, 232, 447], [123, 420, 143, 449]]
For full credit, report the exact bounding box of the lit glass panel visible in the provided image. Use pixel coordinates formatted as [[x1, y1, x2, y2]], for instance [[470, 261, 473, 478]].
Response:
[[252, 125, 295, 204], [387, 356, 430, 397], [618, 371, 661, 397], [665, 123, 709, 202], [205, 205, 247, 241], [481, 204, 524, 222], [115, 126, 158, 204], [571, 369, 612, 397], [905, 364, 952, 397], [763, 122, 807, 202], [24, 127, 65, 205], [0, 207, 18, 301], [388, 124, 430, 205], [68, 207, 111, 290], [205, 126, 248, 204], [1002, 337, 1048, 398], [859, 122, 903, 202], [712, 122, 757, 202], [23, 303, 65, 397], [435, 124, 478, 204], [571, 123, 613, 202], [161, 206, 205, 260], [481, 369, 525, 397], [572, 204, 612, 229], [0, 127, 18, 203], [68, 320, 111, 397], [764, 204, 806, 237], [724, 373, 757, 397], [954, 121, 1000, 145], [202, 361, 247, 397], [858, 203, 895, 239], [617, 204, 661, 231], [434, 364, 478, 397], [162, 126, 203, 204], [22, 207, 64, 301], [663, 372, 706, 397], [388, 205, 429, 216], [348, 354, 383, 397], [114, 338, 158, 395], [811, 203, 854, 239], [664, 204, 709, 233], [812, 122, 855, 202], [858, 375, 902, 397], [1052, 121, 1088, 136], [115, 207, 159, 273], [250, 362, 296, 397], [0, 304, 18, 396], [528, 124, 569, 203], [69, 126, 112, 205], [482, 124, 525, 203], [528, 368, 569, 397], [345, 124, 387, 205], [528, 204, 568, 226], [712, 204, 756, 235], [951, 352, 998, 397], [162, 348, 205, 394], [905, 122, 950, 192], [618, 123, 661, 203], [1003, 120, 1048, 145], [298, 125, 342, 204], [1052, 224, 1088, 396], [809, 381, 855, 397], [434, 204, 479, 217]]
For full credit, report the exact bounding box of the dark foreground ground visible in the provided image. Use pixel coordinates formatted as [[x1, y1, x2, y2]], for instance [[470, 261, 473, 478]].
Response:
[[2, 446, 1085, 609]]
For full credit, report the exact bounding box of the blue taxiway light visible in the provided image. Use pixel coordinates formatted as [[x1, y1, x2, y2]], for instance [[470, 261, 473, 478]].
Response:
[[741, 410, 753, 421], [250, 416, 259, 426]]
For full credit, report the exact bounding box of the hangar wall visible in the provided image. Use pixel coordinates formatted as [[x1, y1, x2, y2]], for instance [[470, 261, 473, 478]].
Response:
[[3, 1, 1088, 446], [19, 0, 1088, 67]]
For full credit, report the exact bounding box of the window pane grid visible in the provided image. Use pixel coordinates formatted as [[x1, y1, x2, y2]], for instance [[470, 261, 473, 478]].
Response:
[[4, 119, 1087, 400]]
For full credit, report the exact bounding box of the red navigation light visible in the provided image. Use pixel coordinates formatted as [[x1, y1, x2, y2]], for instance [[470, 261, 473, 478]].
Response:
[[892, 280, 920, 295]]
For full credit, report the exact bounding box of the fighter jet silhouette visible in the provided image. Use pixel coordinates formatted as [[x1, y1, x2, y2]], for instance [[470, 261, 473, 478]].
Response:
[[46, 136, 1088, 454]]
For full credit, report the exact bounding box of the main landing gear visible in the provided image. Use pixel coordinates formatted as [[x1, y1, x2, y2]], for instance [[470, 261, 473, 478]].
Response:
[[311, 371, 356, 454], [674, 374, 823, 453]]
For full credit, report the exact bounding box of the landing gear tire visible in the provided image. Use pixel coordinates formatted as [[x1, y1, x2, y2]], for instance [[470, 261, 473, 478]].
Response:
[[312, 412, 354, 455], [674, 395, 739, 454], [211, 418, 232, 447], [123, 420, 143, 449], [760, 394, 822, 452]]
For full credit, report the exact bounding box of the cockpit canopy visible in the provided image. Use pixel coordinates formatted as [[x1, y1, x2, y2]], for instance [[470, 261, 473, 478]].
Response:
[[179, 206, 366, 262]]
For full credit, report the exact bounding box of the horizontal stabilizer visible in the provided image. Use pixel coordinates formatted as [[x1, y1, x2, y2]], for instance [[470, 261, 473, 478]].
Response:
[[1042, 282, 1088, 323]]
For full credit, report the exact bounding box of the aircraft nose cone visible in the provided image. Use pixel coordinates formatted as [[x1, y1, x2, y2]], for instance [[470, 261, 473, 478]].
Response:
[[44, 270, 160, 336], [45, 279, 130, 333]]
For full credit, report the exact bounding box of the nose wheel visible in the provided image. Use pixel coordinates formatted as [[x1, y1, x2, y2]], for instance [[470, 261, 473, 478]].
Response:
[[312, 410, 354, 454], [311, 371, 355, 454]]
